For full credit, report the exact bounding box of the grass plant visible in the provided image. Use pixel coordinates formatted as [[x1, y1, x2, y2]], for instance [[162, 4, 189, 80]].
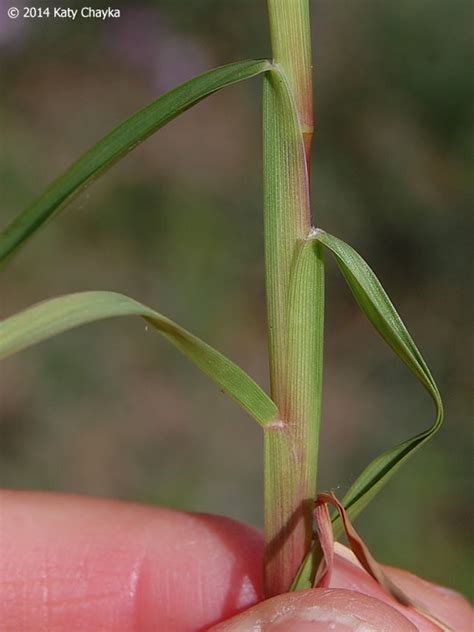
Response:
[[0, 0, 445, 601]]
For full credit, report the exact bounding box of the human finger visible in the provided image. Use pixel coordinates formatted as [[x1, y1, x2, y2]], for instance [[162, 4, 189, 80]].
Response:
[[0, 490, 263, 631]]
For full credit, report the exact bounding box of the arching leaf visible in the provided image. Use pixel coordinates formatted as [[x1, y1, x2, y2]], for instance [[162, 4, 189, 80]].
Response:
[[0, 291, 279, 427], [0, 59, 270, 264]]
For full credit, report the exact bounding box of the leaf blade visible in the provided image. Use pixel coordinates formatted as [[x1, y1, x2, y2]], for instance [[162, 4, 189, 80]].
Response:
[[0, 291, 278, 427], [314, 229, 443, 525], [0, 59, 270, 264]]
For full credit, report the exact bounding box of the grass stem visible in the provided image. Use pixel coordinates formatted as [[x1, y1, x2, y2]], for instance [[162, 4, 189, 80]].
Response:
[[263, 0, 323, 596]]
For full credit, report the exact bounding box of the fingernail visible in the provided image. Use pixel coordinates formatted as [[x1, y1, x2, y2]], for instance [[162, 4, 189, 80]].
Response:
[[266, 611, 359, 631]]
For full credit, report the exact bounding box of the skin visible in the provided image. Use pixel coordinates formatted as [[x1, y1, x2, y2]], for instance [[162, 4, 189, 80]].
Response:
[[0, 490, 263, 631], [210, 589, 418, 631], [0, 490, 472, 631]]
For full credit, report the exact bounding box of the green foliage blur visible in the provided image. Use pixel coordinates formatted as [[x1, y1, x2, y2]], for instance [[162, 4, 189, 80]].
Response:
[[1, 0, 472, 598]]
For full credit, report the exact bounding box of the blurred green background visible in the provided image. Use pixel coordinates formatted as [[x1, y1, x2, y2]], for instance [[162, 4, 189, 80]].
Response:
[[1, 0, 472, 599]]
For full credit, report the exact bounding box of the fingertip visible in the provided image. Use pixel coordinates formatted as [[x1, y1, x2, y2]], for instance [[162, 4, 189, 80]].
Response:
[[0, 490, 263, 631], [210, 588, 418, 631], [134, 509, 264, 629]]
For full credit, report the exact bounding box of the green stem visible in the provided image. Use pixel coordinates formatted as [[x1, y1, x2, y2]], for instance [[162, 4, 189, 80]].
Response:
[[263, 0, 323, 596], [267, 0, 314, 166]]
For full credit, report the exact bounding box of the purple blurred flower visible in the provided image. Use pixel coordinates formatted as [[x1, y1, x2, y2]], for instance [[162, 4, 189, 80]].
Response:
[[106, 7, 214, 93]]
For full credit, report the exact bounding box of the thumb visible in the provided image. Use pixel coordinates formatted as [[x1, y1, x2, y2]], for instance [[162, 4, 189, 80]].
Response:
[[210, 588, 417, 631]]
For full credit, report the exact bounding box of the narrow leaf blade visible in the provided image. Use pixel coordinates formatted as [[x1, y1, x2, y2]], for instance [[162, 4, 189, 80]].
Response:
[[0, 291, 278, 427], [0, 59, 270, 264], [314, 229, 443, 525]]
